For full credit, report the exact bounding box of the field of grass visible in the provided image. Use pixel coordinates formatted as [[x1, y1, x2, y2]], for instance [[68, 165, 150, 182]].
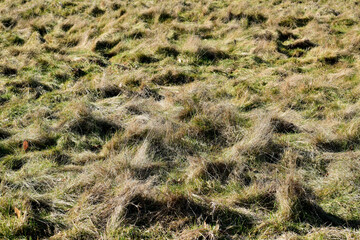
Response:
[[1, 0, 360, 239]]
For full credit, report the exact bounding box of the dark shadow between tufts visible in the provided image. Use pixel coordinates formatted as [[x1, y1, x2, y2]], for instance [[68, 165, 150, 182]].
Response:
[[295, 199, 360, 229], [123, 193, 253, 234], [69, 116, 122, 137], [270, 117, 300, 134], [152, 70, 194, 86]]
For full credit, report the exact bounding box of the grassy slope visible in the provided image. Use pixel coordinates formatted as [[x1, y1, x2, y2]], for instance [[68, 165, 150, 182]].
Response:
[[1, 0, 360, 239]]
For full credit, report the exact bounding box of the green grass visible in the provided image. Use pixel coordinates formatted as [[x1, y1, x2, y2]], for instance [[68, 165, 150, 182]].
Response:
[[1, 0, 360, 239]]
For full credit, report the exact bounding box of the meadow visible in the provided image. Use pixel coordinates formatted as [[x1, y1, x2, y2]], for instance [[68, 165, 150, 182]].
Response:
[[1, 0, 360, 239]]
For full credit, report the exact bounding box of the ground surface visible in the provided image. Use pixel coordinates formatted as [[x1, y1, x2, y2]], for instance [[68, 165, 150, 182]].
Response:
[[1, 0, 360, 239]]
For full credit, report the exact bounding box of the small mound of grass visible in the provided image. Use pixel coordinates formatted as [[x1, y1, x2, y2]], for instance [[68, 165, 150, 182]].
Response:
[[1, 155, 26, 170], [152, 70, 194, 85], [126, 29, 145, 39], [270, 117, 300, 134], [137, 86, 164, 101], [155, 46, 180, 58], [97, 85, 123, 98], [233, 118, 286, 163], [122, 192, 252, 234], [5, 77, 52, 92], [319, 55, 340, 65], [0, 92, 11, 104], [61, 104, 122, 137], [189, 114, 223, 143], [286, 39, 317, 50], [139, 9, 156, 23], [276, 30, 298, 42], [333, 18, 357, 27], [188, 157, 236, 183], [276, 174, 357, 227], [277, 38, 316, 57], [225, 12, 267, 25], [59, 35, 80, 48], [18, 198, 64, 239], [316, 138, 355, 153], [53, 70, 71, 83], [279, 16, 313, 28], [0, 128, 11, 139], [31, 24, 48, 37], [71, 66, 87, 79], [8, 35, 25, 46], [93, 39, 120, 53], [18, 136, 58, 152], [235, 186, 276, 210], [68, 115, 119, 137], [135, 53, 158, 64], [195, 46, 229, 63], [0, 143, 13, 158]]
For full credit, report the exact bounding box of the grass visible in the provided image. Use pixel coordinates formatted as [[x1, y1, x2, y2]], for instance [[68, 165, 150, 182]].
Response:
[[1, 0, 360, 239]]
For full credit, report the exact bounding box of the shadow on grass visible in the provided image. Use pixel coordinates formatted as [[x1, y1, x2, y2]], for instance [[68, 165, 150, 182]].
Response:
[[123, 193, 253, 235], [298, 200, 360, 229]]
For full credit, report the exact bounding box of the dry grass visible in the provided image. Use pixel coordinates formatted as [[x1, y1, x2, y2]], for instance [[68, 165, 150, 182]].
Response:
[[1, 0, 360, 239]]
